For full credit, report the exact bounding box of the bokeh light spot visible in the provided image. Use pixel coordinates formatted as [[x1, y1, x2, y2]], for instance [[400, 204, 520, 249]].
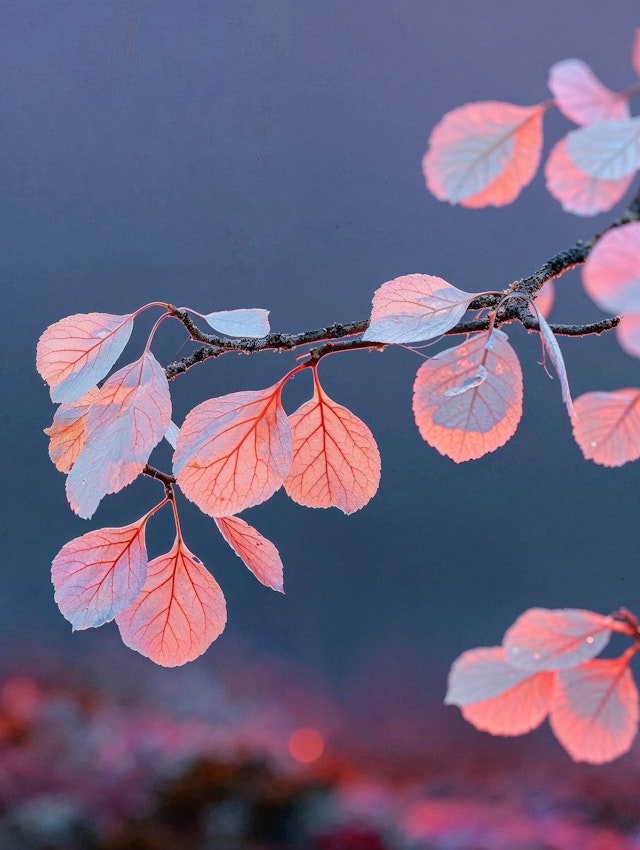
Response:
[[288, 727, 324, 763]]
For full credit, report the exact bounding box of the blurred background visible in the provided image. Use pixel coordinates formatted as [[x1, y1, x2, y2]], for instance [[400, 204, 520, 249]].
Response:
[[3, 1, 640, 847]]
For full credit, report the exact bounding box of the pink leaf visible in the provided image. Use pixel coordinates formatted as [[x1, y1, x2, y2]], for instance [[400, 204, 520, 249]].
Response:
[[549, 656, 639, 764], [362, 274, 477, 343], [548, 59, 629, 125], [203, 308, 270, 338], [116, 535, 226, 667], [66, 352, 172, 519], [535, 281, 555, 319], [44, 387, 100, 473], [633, 28, 640, 79], [503, 608, 613, 671], [422, 101, 545, 207], [215, 516, 284, 592], [582, 222, 640, 314], [173, 383, 292, 517], [284, 368, 381, 514], [36, 312, 135, 403], [616, 314, 640, 359], [412, 329, 523, 462], [164, 420, 180, 449], [51, 512, 153, 630], [445, 646, 554, 736], [545, 137, 633, 216], [533, 308, 576, 420], [566, 117, 640, 180], [572, 388, 640, 467]]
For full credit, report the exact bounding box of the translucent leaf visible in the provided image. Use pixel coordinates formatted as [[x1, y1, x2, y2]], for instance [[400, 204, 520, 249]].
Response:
[[572, 388, 640, 467], [51, 513, 152, 630], [582, 222, 640, 314], [534, 308, 576, 420], [44, 387, 100, 473], [422, 101, 545, 207], [412, 329, 523, 462], [174, 383, 292, 517], [36, 312, 134, 404], [549, 657, 639, 764], [284, 370, 381, 514], [66, 352, 172, 519], [362, 274, 476, 344], [535, 281, 555, 319], [164, 420, 180, 449], [548, 59, 629, 125], [203, 308, 270, 338], [545, 137, 633, 216], [633, 28, 640, 79], [566, 117, 640, 180], [616, 314, 640, 359], [446, 646, 554, 736], [215, 516, 284, 592], [116, 535, 226, 667], [503, 608, 613, 671]]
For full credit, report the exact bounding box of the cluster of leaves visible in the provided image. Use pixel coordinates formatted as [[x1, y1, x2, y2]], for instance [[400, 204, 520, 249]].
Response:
[[446, 607, 640, 765]]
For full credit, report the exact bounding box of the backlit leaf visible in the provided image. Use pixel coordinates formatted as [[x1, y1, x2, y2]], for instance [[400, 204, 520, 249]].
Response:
[[567, 117, 640, 180], [362, 274, 477, 343], [215, 516, 284, 592], [174, 383, 292, 517], [503, 608, 613, 671], [616, 314, 640, 359], [51, 512, 153, 630], [412, 329, 523, 462], [549, 656, 639, 764], [572, 388, 640, 467], [582, 222, 640, 313], [284, 368, 381, 514], [36, 312, 134, 403], [44, 387, 100, 473], [548, 59, 629, 125], [633, 28, 640, 79], [66, 352, 172, 519], [423, 101, 545, 207], [535, 281, 555, 319], [534, 308, 576, 419], [116, 535, 226, 667], [545, 137, 632, 216], [164, 420, 180, 449], [203, 308, 270, 338], [446, 646, 554, 736]]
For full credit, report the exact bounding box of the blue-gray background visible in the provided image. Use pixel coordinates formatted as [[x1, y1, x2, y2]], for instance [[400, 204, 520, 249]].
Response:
[[3, 2, 640, 712]]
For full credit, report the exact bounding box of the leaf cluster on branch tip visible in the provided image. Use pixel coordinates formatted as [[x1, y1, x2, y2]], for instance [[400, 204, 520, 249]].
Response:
[[35, 30, 640, 763]]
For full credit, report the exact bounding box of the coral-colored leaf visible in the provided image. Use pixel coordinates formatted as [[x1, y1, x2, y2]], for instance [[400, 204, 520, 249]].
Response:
[[362, 274, 477, 343], [284, 369, 381, 514], [633, 28, 640, 79], [44, 387, 100, 473], [445, 646, 554, 736], [423, 101, 545, 207], [616, 315, 640, 359], [412, 329, 523, 462], [203, 308, 270, 338], [215, 516, 284, 592], [51, 512, 152, 630], [36, 312, 134, 403], [534, 308, 576, 419], [572, 389, 640, 467], [583, 222, 640, 313], [566, 117, 640, 180], [116, 535, 226, 667], [173, 383, 292, 517], [535, 281, 555, 319], [503, 608, 613, 671], [549, 656, 639, 764], [66, 352, 172, 519], [545, 137, 633, 216], [548, 59, 629, 125]]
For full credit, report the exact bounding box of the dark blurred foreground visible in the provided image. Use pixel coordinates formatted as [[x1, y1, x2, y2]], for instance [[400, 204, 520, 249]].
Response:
[[1, 659, 640, 850]]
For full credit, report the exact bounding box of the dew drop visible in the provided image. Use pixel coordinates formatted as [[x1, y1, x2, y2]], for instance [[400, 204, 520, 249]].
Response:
[[586, 635, 594, 644], [533, 652, 541, 660]]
